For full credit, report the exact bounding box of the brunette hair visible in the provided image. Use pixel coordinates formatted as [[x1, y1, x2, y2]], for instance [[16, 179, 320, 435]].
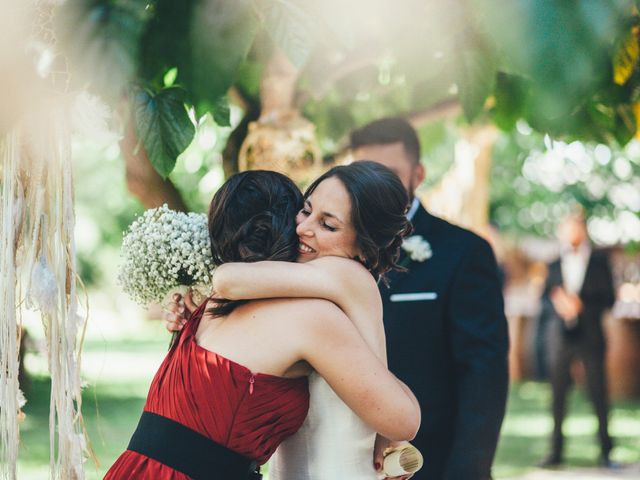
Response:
[[350, 117, 421, 165], [207, 170, 303, 316], [304, 161, 411, 282]]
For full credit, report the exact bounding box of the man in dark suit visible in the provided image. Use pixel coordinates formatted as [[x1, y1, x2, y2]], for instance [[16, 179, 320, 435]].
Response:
[[351, 118, 509, 480], [539, 212, 615, 467]]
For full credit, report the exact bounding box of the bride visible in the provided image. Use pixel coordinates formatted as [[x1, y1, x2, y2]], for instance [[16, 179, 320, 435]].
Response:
[[170, 161, 417, 479]]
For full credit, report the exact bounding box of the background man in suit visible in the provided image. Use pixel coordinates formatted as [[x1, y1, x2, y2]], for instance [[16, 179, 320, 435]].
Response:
[[539, 212, 615, 467], [350, 118, 509, 480]]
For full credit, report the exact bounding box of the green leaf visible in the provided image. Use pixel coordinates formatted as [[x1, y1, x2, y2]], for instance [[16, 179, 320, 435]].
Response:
[[163, 68, 178, 87], [493, 73, 527, 131], [55, 0, 148, 101], [458, 47, 496, 122], [614, 104, 637, 145], [138, 0, 195, 86], [588, 102, 617, 131], [212, 96, 231, 127], [189, 0, 259, 112], [264, 0, 317, 68], [134, 87, 196, 178]]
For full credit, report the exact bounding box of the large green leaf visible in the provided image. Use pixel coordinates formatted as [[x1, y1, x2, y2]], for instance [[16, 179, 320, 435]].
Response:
[[189, 0, 259, 118], [134, 87, 196, 178], [492, 73, 528, 131], [480, 0, 630, 110], [457, 47, 496, 122], [263, 0, 317, 68], [138, 0, 195, 88], [55, 0, 149, 101]]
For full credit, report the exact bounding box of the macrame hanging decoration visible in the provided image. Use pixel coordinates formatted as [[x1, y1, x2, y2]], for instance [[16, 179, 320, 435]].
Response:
[[0, 1, 89, 479]]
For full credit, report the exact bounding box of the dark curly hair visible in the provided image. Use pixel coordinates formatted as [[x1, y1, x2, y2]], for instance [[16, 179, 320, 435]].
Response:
[[207, 170, 303, 316], [304, 161, 412, 283]]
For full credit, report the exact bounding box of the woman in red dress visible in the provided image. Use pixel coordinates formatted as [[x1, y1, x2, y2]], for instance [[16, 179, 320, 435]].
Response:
[[106, 169, 419, 480]]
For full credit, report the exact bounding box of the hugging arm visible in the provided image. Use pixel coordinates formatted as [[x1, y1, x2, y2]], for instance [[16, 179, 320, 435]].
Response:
[[299, 300, 420, 441], [213, 257, 359, 305], [214, 258, 388, 363]]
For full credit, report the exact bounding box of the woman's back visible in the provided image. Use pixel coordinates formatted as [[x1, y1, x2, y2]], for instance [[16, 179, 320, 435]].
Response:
[[195, 298, 318, 379], [105, 302, 309, 479]]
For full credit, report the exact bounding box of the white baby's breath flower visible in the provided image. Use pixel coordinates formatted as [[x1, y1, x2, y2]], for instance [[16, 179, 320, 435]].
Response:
[[118, 204, 213, 305], [401, 235, 432, 262]]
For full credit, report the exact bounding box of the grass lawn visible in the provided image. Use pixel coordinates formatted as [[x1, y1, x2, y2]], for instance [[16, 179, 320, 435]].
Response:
[[16, 336, 640, 479], [18, 335, 168, 479], [495, 382, 640, 478]]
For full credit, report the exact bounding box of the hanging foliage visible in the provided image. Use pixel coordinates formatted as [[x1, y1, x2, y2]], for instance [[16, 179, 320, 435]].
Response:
[[53, 0, 640, 176]]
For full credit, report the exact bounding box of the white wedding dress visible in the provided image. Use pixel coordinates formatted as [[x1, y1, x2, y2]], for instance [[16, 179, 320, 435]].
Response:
[[268, 372, 378, 480]]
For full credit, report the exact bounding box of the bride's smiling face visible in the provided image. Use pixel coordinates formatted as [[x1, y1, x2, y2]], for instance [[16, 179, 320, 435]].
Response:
[[295, 177, 360, 263]]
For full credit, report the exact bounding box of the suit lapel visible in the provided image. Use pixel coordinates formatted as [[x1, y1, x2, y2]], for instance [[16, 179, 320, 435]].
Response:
[[410, 203, 434, 237], [550, 260, 563, 290]]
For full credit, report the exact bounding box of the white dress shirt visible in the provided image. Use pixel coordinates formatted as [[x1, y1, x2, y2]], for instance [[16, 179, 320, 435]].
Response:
[[407, 196, 420, 221], [561, 242, 591, 294]]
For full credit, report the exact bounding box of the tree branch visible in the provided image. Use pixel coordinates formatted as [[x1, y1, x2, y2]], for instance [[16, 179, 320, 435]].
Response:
[[222, 87, 261, 178], [296, 45, 383, 107], [406, 98, 461, 127]]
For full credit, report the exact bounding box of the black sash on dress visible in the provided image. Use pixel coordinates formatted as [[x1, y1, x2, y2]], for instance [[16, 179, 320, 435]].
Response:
[[127, 411, 261, 480]]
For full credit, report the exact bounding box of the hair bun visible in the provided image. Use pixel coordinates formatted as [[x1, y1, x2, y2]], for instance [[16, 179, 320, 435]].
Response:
[[233, 211, 276, 262]]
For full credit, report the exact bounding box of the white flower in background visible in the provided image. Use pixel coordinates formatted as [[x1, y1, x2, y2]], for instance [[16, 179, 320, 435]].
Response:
[[401, 235, 432, 262], [118, 204, 213, 305]]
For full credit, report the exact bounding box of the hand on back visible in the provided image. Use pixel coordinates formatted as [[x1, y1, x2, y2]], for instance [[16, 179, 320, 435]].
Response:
[[164, 290, 198, 332]]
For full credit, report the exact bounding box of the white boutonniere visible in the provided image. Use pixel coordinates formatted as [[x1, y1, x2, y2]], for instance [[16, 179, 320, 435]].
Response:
[[401, 235, 432, 263]]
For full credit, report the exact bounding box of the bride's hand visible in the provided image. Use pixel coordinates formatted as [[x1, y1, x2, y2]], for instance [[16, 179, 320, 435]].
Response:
[[373, 435, 414, 480]]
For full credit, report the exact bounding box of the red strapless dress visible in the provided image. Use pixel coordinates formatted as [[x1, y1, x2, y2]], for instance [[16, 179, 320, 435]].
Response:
[[105, 302, 309, 479]]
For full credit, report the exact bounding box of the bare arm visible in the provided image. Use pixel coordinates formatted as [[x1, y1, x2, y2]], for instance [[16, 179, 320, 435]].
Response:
[[213, 257, 367, 307], [298, 301, 420, 441], [215, 258, 387, 362]]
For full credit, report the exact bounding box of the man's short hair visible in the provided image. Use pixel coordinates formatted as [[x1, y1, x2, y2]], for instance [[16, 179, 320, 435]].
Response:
[[350, 117, 421, 166]]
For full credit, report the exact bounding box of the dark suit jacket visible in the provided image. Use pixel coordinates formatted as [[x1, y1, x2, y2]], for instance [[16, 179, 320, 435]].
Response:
[[380, 204, 509, 480], [540, 249, 615, 350]]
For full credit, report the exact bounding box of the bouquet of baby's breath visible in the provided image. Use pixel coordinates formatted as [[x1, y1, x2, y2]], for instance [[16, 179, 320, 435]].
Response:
[[118, 204, 213, 305]]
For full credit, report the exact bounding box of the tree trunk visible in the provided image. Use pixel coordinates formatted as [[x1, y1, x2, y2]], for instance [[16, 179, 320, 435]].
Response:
[[422, 125, 497, 236], [222, 88, 260, 178], [238, 49, 322, 185]]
